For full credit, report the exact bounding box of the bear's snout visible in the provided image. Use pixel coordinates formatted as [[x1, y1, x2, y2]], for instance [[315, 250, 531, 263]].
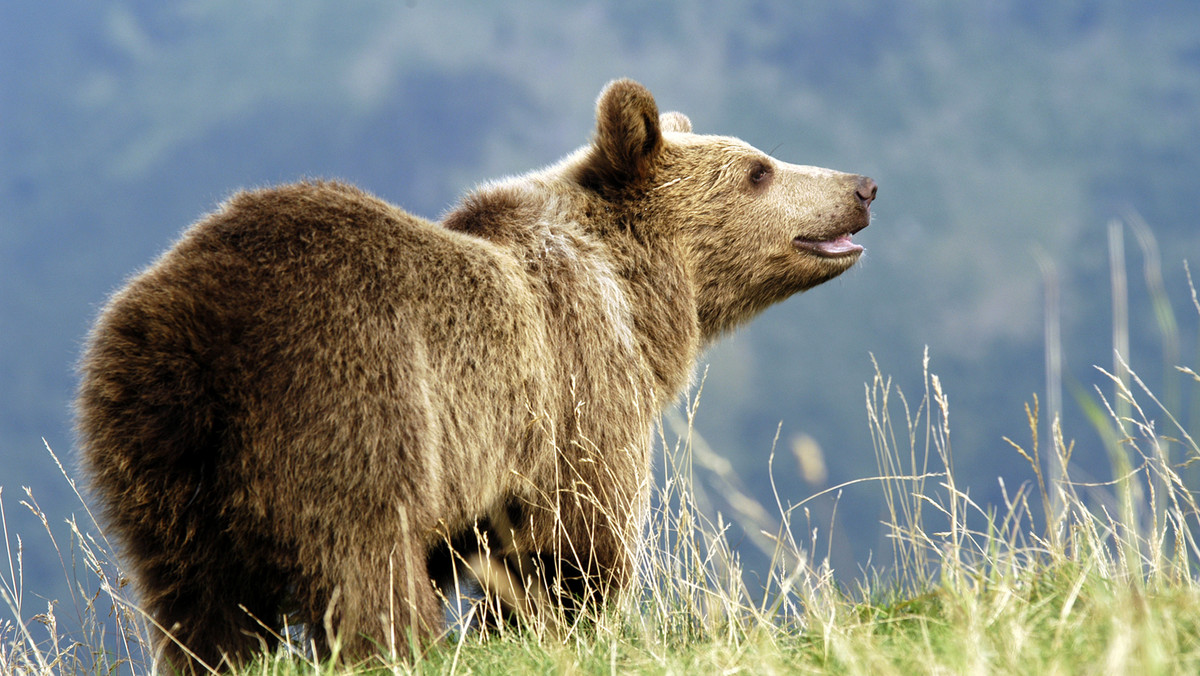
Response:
[[855, 176, 877, 210]]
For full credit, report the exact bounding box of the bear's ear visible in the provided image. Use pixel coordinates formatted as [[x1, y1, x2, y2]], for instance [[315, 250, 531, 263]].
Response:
[[660, 112, 692, 134], [578, 79, 663, 191]]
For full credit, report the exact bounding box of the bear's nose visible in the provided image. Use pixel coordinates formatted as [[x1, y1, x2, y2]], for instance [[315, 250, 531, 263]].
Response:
[[855, 177, 877, 208]]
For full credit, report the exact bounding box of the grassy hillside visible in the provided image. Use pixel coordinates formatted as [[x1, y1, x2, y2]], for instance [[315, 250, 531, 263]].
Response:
[[5, 309, 1200, 674]]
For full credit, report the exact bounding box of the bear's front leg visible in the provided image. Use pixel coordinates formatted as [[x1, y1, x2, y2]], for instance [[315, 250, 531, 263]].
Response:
[[495, 444, 648, 627], [468, 512, 636, 632]]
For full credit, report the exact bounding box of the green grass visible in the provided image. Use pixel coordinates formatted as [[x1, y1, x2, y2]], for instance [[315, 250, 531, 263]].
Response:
[[220, 342, 1200, 675], [5, 254, 1200, 675]]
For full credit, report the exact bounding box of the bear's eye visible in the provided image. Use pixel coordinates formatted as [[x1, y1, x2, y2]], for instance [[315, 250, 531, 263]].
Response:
[[748, 161, 773, 186]]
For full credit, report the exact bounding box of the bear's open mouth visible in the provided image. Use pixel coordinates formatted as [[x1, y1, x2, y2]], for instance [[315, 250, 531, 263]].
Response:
[[792, 234, 863, 258]]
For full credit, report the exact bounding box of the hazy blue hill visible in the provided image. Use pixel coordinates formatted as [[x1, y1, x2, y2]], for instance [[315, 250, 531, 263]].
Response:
[[1, 0, 1198, 626]]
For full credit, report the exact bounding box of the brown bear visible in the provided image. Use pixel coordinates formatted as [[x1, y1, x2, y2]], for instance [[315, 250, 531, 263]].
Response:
[[76, 79, 875, 672]]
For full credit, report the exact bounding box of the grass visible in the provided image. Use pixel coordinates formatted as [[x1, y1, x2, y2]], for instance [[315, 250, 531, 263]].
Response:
[[4, 253, 1199, 674]]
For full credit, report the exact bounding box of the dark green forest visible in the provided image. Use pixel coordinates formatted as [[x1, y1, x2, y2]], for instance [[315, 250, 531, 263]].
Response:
[[2, 0, 1198, 618]]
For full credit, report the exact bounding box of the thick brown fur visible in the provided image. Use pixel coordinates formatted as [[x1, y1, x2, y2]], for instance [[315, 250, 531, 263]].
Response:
[[76, 79, 875, 673]]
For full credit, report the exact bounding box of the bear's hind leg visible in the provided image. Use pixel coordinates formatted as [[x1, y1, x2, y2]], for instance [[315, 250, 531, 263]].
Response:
[[147, 552, 287, 674]]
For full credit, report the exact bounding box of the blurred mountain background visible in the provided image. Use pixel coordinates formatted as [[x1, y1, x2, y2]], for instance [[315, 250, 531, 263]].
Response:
[[2, 0, 1198, 618]]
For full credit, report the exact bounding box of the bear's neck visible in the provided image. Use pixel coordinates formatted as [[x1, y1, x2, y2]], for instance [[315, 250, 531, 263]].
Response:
[[609, 230, 701, 401], [444, 182, 701, 404], [564, 187, 702, 402]]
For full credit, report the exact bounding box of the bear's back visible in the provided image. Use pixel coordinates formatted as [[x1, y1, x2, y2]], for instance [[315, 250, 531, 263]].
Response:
[[77, 181, 555, 535]]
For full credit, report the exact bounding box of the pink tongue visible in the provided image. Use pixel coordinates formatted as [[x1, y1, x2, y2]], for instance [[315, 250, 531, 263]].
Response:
[[795, 234, 863, 256], [818, 235, 861, 255]]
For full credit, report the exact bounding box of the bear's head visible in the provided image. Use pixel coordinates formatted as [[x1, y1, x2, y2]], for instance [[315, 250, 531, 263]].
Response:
[[576, 79, 875, 341]]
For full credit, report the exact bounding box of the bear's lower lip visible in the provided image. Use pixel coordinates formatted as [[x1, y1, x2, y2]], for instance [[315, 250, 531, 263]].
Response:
[[792, 234, 864, 258]]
